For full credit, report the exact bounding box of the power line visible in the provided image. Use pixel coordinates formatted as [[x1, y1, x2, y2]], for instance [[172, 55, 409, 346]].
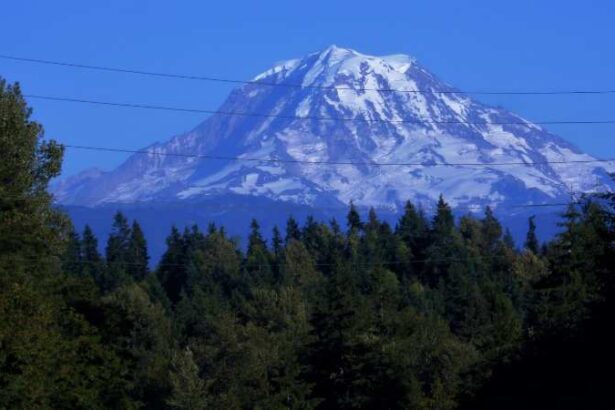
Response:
[[4, 53, 615, 96], [62, 144, 615, 167], [25, 94, 615, 126]]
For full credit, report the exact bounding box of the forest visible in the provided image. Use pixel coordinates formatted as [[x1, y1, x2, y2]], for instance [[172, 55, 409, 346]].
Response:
[[2, 79, 615, 409]]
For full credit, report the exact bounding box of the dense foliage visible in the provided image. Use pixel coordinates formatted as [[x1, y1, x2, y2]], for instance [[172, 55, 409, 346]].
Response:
[[2, 79, 614, 408]]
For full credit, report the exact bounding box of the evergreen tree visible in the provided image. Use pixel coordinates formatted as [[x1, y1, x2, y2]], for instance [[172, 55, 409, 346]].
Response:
[[246, 219, 273, 285], [361, 208, 388, 270], [63, 227, 83, 277], [306, 261, 373, 408], [396, 200, 429, 252], [433, 195, 455, 236], [481, 206, 503, 252], [285, 216, 302, 244], [82, 224, 103, 278], [271, 225, 282, 260], [424, 195, 463, 287], [106, 212, 131, 263], [167, 348, 207, 409], [127, 220, 149, 281], [104, 212, 132, 290], [271, 225, 283, 284], [280, 239, 322, 294], [503, 227, 515, 249], [347, 201, 363, 234], [241, 286, 315, 408], [301, 216, 332, 267], [100, 283, 173, 407], [157, 226, 187, 305], [0, 78, 132, 408], [0, 80, 66, 262], [525, 216, 540, 254], [395, 200, 430, 281]]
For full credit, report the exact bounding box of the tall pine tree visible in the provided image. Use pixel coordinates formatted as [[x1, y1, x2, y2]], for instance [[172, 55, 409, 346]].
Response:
[[127, 220, 149, 281], [524, 216, 540, 254]]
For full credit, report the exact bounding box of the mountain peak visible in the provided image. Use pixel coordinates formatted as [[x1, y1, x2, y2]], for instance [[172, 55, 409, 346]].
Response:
[[252, 46, 419, 89], [315, 45, 417, 69], [55, 47, 615, 209], [318, 44, 357, 56]]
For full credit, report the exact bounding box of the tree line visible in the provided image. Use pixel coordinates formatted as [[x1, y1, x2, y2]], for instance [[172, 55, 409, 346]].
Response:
[[2, 78, 614, 409]]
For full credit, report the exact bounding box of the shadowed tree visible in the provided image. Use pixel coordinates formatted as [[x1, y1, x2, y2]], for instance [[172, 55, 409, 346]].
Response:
[[524, 216, 540, 254], [127, 220, 149, 281], [246, 219, 273, 286], [347, 201, 362, 234], [285, 216, 302, 244], [63, 228, 83, 277], [103, 212, 133, 290], [0, 78, 132, 408]]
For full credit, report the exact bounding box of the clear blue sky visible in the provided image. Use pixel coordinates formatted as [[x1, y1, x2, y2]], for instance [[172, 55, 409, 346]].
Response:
[[1, 0, 614, 177]]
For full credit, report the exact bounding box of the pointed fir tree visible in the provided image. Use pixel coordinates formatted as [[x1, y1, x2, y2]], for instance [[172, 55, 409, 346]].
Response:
[[285, 216, 301, 244], [81, 225, 104, 287], [103, 211, 132, 290], [167, 347, 207, 409], [246, 219, 273, 285], [395, 201, 429, 280], [424, 195, 467, 287], [330, 218, 342, 236], [127, 220, 149, 281], [82, 225, 101, 263], [302, 215, 330, 264], [271, 225, 283, 283], [62, 227, 83, 277], [503, 227, 516, 249], [106, 212, 131, 263], [524, 216, 540, 254], [347, 201, 363, 234], [396, 200, 428, 253], [271, 225, 283, 259], [432, 195, 455, 237], [305, 260, 373, 408], [482, 206, 503, 252], [362, 208, 384, 267], [157, 226, 187, 305]]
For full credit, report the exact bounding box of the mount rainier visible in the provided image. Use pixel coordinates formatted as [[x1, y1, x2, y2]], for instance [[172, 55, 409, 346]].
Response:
[[56, 45, 614, 216]]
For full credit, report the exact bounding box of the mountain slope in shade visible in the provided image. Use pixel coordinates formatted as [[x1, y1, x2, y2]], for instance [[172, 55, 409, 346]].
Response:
[[54, 45, 614, 211]]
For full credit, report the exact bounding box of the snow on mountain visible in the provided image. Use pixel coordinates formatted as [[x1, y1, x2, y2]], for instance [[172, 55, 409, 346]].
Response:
[[54, 45, 615, 211]]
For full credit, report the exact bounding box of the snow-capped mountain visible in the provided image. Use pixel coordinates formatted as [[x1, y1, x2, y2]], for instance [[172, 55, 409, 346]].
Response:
[[55, 45, 614, 212]]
